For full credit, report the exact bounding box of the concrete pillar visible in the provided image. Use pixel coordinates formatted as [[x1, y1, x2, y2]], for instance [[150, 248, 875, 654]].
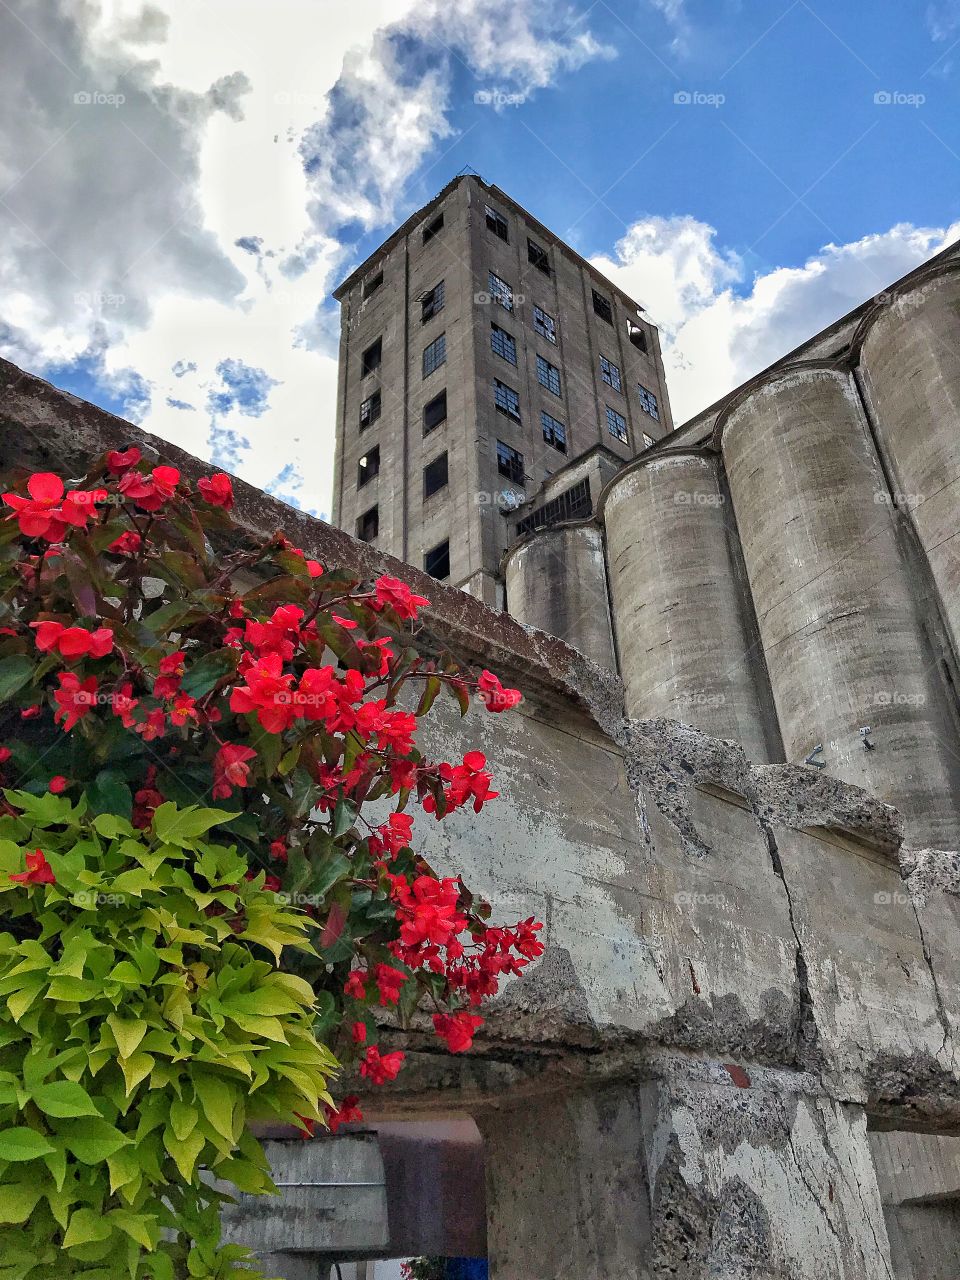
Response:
[[502, 524, 617, 669], [476, 1072, 893, 1279], [868, 1130, 960, 1279], [719, 364, 960, 848], [859, 269, 960, 663], [601, 451, 774, 761]]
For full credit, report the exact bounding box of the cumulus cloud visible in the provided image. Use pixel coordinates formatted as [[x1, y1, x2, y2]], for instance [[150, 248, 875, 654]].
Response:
[[593, 216, 960, 423]]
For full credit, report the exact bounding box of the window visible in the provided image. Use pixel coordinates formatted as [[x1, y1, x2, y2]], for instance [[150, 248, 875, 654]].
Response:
[[423, 452, 448, 499], [532, 305, 557, 344], [497, 440, 525, 486], [637, 383, 660, 421], [599, 355, 622, 392], [536, 355, 561, 397], [494, 379, 521, 420], [420, 280, 445, 322], [606, 406, 629, 444], [422, 212, 444, 243], [423, 389, 447, 433], [528, 238, 550, 275], [361, 337, 382, 377], [541, 410, 567, 454], [423, 333, 446, 378], [362, 270, 383, 299], [642, 432, 655, 449], [356, 505, 379, 543], [358, 446, 380, 488], [488, 270, 513, 311], [490, 322, 517, 365], [359, 389, 381, 429], [627, 319, 647, 352], [424, 539, 450, 580], [592, 289, 613, 324], [516, 479, 592, 536], [485, 205, 509, 241]]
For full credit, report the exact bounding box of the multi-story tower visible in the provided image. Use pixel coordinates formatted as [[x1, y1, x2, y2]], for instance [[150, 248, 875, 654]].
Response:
[[332, 174, 673, 606]]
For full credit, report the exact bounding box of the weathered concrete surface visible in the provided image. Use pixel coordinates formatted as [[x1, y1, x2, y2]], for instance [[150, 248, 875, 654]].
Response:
[[602, 451, 776, 762], [868, 1130, 960, 1279], [719, 364, 960, 849], [220, 1135, 389, 1260], [503, 524, 617, 670]]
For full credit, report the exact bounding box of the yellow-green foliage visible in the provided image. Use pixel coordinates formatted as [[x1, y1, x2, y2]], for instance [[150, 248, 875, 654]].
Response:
[[0, 790, 337, 1279]]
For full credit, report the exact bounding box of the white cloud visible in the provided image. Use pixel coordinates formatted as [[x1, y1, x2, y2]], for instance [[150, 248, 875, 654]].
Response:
[[593, 217, 960, 424]]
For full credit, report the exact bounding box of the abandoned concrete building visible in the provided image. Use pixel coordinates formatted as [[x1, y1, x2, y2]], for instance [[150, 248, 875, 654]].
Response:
[[4, 176, 960, 1278]]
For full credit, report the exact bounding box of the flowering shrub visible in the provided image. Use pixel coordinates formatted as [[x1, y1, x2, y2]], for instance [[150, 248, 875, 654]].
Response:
[[0, 451, 543, 1276]]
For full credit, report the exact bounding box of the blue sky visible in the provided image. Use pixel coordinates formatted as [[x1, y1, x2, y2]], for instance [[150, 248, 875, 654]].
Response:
[[2, 0, 959, 518]]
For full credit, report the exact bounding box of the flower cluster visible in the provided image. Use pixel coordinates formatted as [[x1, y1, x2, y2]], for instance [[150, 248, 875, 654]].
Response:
[[0, 450, 538, 1134]]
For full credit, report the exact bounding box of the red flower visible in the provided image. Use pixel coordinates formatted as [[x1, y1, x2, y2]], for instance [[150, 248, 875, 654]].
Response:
[[263, 873, 282, 892], [31, 621, 114, 661], [2, 474, 68, 541], [169, 692, 198, 726], [10, 849, 55, 885], [325, 1095, 363, 1133], [306, 559, 324, 578], [351, 1021, 367, 1044], [269, 839, 288, 862], [118, 465, 180, 511], [477, 670, 522, 713], [359, 1046, 405, 1085], [197, 472, 234, 510], [108, 530, 142, 555], [344, 970, 367, 1000], [135, 708, 166, 742], [433, 1011, 484, 1054], [53, 672, 99, 732], [106, 447, 141, 473], [393, 876, 466, 948], [153, 650, 186, 698], [229, 653, 297, 733], [212, 742, 258, 799], [374, 963, 408, 1007], [132, 787, 164, 829], [20, 705, 41, 721], [48, 776, 68, 794], [0, 747, 11, 765], [372, 575, 430, 620]]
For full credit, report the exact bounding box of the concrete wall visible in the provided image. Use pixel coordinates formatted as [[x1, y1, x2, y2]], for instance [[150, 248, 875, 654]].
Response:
[[502, 523, 616, 669], [601, 450, 774, 761]]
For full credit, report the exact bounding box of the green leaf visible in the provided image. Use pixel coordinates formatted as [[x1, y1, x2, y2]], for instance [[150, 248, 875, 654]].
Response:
[[169, 1100, 198, 1143], [332, 795, 357, 838], [31, 1080, 99, 1119], [56, 1117, 129, 1164], [416, 674, 442, 717], [152, 804, 238, 845], [0, 1182, 43, 1224], [0, 1128, 55, 1162], [192, 1076, 237, 1144], [180, 648, 238, 698], [0, 656, 34, 703], [106, 1014, 146, 1061], [63, 1207, 114, 1249], [86, 771, 133, 821]]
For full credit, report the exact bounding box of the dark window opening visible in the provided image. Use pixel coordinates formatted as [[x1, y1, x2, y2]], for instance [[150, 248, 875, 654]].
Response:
[[536, 354, 561, 397], [485, 205, 509, 241], [517, 479, 593, 536], [362, 270, 383, 299], [359, 389, 381, 429], [541, 410, 567, 454], [423, 333, 446, 378], [493, 379, 521, 420], [423, 452, 449, 499], [497, 440, 525, 487], [528, 238, 550, 275], [532, 305, 556, 343], [358, 446, 380, 488], [637, 383, 660, 421], [488, 270, 513, 311], [420, 280, 445, 322], [592, 289, 613, 323], [425, 539, 450, 580], [423, 389, 447, 433], [361, 337, 382, 377], [606, 405, 629, 444], [627, 319, 648, 352], [356, 505, 379, 543], [423, 212, 444, 244], [490, 322, 517, 365], [600, 355, 622, 392]]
